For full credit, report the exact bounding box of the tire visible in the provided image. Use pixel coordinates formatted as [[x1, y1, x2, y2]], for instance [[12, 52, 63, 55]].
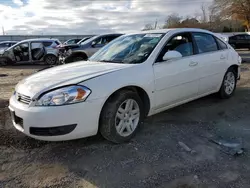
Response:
[[219, 68, 237, 99], [0, 58, 14, 66], [44, 54, 57, 65], [100, 90, 144, 143]]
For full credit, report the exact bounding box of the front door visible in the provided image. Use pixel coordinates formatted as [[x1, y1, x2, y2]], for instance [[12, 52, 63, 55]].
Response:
[[13, 42, 30, 63], [153, 32, 199, 110]]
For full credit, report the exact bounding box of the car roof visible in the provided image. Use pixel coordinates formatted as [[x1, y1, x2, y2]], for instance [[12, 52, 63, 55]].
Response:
[[97, 33, 123, 37], [0, 41, 18, 43], [20, 38, 59, 42], [66, 38, 81, 41], [127, 28, 215, 35]]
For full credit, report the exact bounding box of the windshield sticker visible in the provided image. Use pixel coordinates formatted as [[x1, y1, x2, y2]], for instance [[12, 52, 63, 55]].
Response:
[[144, 34, 163, 38]]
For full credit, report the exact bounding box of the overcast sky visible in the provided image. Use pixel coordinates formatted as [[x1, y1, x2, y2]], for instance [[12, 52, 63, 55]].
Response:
[[0, 0, 213, 35]]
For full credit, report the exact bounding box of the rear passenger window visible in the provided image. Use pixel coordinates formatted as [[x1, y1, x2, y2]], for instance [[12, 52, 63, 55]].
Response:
[[245, 35, 250, 40], [236, 35, 246, 40], [0, 43, 9, 48], [193, 33, 218, 53], [42, 42, 53, 47], [216, 38, 228, 50]]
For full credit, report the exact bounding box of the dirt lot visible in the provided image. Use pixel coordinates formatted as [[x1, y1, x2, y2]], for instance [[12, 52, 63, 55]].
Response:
[[1, 53, 250, 188]]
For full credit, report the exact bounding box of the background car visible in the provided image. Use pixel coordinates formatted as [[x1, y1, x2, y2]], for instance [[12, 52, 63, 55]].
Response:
[[57, 37, 91, 54], [0, 38, 61, 65], [215, 33, 229, 43], [59, 33, 123, 64], [0, 41, 18, 50], [228, 34, 250, 50], [63, 38, 82, 45]]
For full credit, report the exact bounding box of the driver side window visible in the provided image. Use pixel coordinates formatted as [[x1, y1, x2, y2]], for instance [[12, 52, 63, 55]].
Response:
[[157, 32, 194, 62]]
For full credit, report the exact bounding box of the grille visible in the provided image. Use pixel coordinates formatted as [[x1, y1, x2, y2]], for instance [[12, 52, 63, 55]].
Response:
[[16, 93, 31, 105]]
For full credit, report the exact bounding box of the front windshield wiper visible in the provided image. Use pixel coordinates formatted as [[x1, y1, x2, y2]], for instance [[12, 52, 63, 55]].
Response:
[[98, 59, 123, 63]]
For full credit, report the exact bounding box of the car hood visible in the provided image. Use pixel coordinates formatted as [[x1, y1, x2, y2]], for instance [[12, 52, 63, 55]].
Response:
[[15, 61, 135, 98], [63, 44, 81, 50]]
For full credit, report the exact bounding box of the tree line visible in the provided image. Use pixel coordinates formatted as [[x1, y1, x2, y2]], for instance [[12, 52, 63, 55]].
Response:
[[142, 0, 250, 32]]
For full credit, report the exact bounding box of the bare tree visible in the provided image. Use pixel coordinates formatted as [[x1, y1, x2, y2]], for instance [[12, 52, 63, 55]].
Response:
[[200, 3, 207, 23], [163, 13, 182, 28], [212, 0, 250, 31], [142, 24, 154, 31]]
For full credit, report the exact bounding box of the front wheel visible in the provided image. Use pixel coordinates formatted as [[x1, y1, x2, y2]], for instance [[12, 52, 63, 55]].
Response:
[[100, 90, 144, 143], [219, 68, 237, 99]]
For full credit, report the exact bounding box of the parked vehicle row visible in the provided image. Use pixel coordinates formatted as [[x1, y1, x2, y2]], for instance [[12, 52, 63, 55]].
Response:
[[0, 34, 123, 65], [58, 34, 123, 64], [9, 28, 241, 143]]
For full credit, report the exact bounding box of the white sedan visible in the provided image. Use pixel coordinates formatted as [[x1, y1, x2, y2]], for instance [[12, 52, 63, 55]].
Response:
[[9, 28, 241, 143]]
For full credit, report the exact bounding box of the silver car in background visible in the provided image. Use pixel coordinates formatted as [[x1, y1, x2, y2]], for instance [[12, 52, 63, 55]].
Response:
[[0, 38, 61, 65]]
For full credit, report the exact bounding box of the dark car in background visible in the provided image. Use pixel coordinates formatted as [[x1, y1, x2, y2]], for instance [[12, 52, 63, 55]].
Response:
[[228, 34, 250, 50], [57, 37, 92, 54], [0, 41, 18, 50], [59, 33, 123, 64]]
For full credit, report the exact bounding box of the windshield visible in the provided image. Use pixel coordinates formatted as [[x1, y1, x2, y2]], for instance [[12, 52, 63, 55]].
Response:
[[77, 37, 90, 44], [89, 33, 164, 64], [79, 36, 97, 45]]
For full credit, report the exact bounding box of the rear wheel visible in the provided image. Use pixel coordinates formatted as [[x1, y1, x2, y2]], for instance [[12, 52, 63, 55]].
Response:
[[44, 54, 57, 65], [219, 68, 237, 99], [0, 58, 14, 66], [100, 90, 144, 143]]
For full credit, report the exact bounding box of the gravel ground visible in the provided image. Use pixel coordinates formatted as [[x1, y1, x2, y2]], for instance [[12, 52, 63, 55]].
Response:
[[1, 53, 250, 188]]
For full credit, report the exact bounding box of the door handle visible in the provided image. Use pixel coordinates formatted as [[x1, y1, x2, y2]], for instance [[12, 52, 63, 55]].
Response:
[[189, 61, 198, 67], [220, 55, 226, 60]]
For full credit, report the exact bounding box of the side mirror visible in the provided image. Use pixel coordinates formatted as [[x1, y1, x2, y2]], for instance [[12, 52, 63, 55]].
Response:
[[162, 51, 182, 61], [91, 41, 97, 47]]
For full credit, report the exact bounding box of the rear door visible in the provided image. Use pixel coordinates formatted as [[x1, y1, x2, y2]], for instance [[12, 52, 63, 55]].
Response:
[[245, 35, 250, 49], [192, 32, 228, 95], [31, 42, 46, 62], [235, 35, 248, 48]]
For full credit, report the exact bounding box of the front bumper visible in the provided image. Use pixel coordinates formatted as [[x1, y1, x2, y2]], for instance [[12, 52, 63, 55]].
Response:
[[9, 95, 103, 141]]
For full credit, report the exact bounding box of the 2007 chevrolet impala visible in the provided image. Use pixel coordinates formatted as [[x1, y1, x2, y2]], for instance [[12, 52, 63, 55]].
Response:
[[9, 28, 241, 143]]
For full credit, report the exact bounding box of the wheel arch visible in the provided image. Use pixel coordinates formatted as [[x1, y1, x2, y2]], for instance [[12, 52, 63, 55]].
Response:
[[98, 85, 151, 129], [44, 53, 57, 58], [228, 64, 239, 75], [71, 51, 88, 59]]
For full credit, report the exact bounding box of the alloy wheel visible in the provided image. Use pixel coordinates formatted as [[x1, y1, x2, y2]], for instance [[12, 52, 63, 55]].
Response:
[[224, 72, 235, 95], [115, 99, 140, 137]]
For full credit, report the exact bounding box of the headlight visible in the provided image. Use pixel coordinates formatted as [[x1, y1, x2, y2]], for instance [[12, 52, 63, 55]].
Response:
[[36, 85, 91, 106]]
